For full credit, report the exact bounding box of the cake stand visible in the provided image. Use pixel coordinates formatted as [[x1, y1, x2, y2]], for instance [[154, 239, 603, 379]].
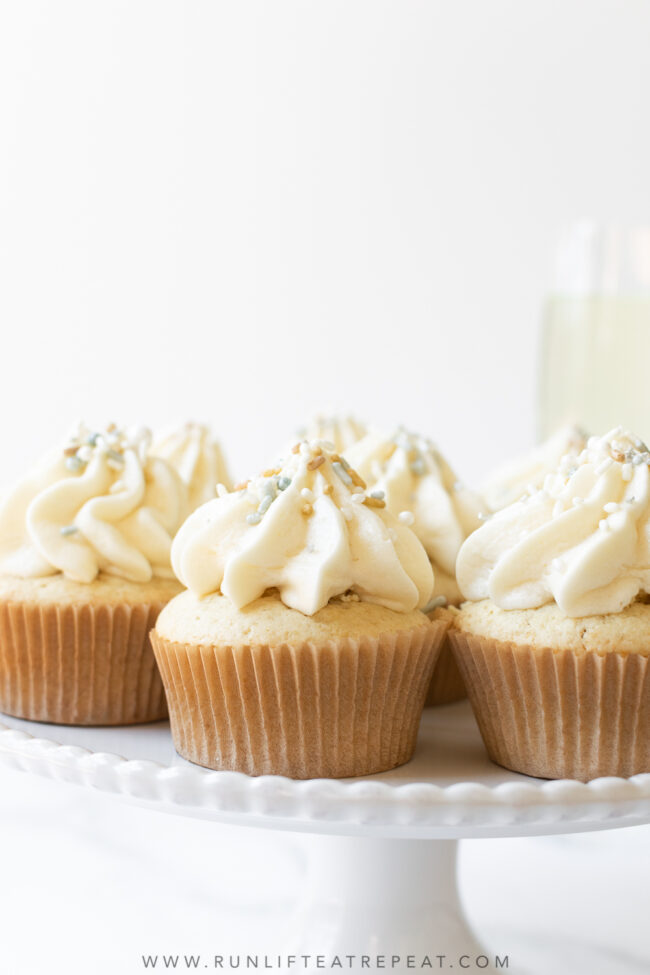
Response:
[[1, 701, 649, 974]]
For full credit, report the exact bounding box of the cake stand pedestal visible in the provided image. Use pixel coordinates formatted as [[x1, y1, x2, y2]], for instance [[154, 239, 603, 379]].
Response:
[[1, 702, 649, 974]]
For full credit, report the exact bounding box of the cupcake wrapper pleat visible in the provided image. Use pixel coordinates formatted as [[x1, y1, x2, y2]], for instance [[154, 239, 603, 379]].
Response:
[[0, 600, 168, 725], [424, 637, 467, 706], [450, 630, 650, 781], [152, 619, 449, 779]]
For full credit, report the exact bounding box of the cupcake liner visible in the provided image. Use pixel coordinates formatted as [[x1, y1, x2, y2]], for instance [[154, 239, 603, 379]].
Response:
[[450, 629, 650, 781], [424, 637, 467, 706], [151, 618, 449, 779], [0, 599, 169, 726]]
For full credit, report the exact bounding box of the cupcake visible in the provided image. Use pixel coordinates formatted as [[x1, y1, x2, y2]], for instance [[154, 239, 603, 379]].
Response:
[[293, 414, 367, 455], [481, 423, 586, 513], [0, 423, 187, 725], [451, 428, 650, 781], [346, 427, 483, 705], [151, 421, 231, 509], [151, 441, 448, 778]]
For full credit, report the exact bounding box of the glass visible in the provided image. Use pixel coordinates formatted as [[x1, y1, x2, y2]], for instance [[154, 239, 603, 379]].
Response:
[[539, 222, 650, 440]]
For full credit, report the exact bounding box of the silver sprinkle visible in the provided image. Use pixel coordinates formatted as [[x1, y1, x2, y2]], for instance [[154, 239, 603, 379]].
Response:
[[246, 512, 262, 525], [60, 525, 79, 536], [332, 461, 353, 486]]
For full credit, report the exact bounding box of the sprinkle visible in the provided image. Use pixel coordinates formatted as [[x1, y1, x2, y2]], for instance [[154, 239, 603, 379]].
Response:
[[77, 445, 93, 462], [258, 494, 273, 514], [632, 453, 647, 466], [63, 445, 78, 457], [604, 502, 618, 513], [60, 525, 79, 536], [422, 595, 447, 614], [307, 455, 325, 471], [364, 496, 386, 508], [277, 476, 291, 491], [65, 456, 84, 472], [351, 492, 365, 503], [370, 490, 385, 500], [332, 461, 353, 486], [301, 488, 315, 502], [410, 458, 426, 476], [291, 443, 301, 454], [106, 422, 117, 433], [398, 511, 415, 525], [323, 484, 333, 496], [349, 468, 366, 489], [216, 483, 229, 498], [234, 481, 250, 491], [246, 512, 262, 525], [301, 503, 313, 516], [86, 432, 100, 446], [262, 467, 281, 477]]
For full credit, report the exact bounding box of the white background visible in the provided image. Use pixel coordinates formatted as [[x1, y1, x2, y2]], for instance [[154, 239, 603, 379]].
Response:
[[1, 3, 650, 974]]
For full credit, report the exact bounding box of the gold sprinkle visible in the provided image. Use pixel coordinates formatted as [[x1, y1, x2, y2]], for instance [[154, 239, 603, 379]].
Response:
[[331, 453, 341, 463], [233, 480, 249, 491], [323, 484, 333, 495], [364, 496, 386, 508], [307, 456, 325, 471], [350, 469, 366, 489], [612, 450, 626, 463], [313, 446, 323, 456], [63, 446, 78, 456], [301, 503, 313, 516], [262, 467, 281, 477], [292, 443, 301, 454], [106, 422, 117, 433]]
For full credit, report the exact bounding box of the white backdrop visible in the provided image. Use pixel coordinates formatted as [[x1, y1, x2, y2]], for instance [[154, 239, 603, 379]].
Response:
[[2, 4, 650, 974], [2, 2, 650, 482]]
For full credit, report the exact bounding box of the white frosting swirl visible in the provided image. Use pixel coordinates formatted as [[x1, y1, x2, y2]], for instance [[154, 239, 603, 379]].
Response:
[[457, 428, 650, 617], [481, 424, 587, 513], [345, 429, 483, 586], [0, 424, 188, 584], [151, 422, 231, 510], [171, 441, 434, 616], [294, 414, 366, 454]]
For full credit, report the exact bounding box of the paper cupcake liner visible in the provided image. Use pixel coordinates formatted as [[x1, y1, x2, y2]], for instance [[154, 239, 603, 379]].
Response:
[[0, 599, 169, 726], [449, 630, 650, 781], [424, 637, 467, 706], [151, 618, 449, 779]]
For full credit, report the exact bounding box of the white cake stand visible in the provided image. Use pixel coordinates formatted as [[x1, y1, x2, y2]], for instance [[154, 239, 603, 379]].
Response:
[[1, 701, 649, 974]]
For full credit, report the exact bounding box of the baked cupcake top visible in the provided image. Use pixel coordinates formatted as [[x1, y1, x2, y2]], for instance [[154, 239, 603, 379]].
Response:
[[0, 423, 187, 584], [481, 424, 587, 513], [457, 427, 650, 617], [171, 440, 434, 615], [151, 421, 231, 509], [293, 413, 367, 454], [345, 427, 483, 599]]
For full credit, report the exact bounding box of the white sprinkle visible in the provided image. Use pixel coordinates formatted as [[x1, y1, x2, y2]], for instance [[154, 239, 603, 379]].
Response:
[[277, 476, 291, 491], [216, 483, 229, 498], [77, 445, 93, 462], [258, 494, 273, 514], [603, 502, 618, 513], [246, 512, 262, 525], [300, 488, 314, 502], [65, 456, 83, 472], [369, 490, 385, 500], [351, 492, 365, 503], [60, 525, 79, 536], [398, 510, 415, 525], [332, 461, 353, 486]]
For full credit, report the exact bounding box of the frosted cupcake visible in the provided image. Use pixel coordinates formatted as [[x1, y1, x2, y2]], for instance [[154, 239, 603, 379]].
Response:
[[346, 428, 483, 705], [151, 421, 231, 510], [0, 424, 187, 725], [451, 428, 650, 781], [481, 424, 586, 513], [151, 441, 448, 778]]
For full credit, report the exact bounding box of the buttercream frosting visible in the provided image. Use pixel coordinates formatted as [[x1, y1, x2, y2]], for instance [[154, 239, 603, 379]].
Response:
[[345, 428, 483, 599], [0, 424, 187, 584], [294, 414, 366, 454], [457, 428, 650, 617], [151, 422, 231, 509], [171, 440, 434, 615], [481, 424, 587, 512]]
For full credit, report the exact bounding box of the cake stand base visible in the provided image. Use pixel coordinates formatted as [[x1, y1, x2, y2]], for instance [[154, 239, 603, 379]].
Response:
[[286, 836, 500, 974]]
